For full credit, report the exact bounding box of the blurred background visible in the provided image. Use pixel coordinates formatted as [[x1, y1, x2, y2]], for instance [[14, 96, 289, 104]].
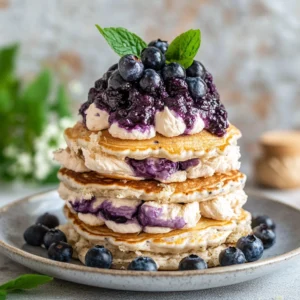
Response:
[[0, 0, 300, 190]]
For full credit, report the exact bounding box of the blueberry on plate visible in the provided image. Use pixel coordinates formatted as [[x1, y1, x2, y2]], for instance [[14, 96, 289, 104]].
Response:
[[141, 47, 165, 71], [219, 247, 246, 266], [186, 60, 206, 78], [186, 77, 207, 98], [237, 235, 264, 262], [48, 241, 73, 262], [127, 256, 157, 271], [139, 69, 162, 92], [43, 229, 67, 249], [148, 39, 169, 53], [118, 54, 144, 81], [36, 213, 59, 229], [23, 224, 49, 246], [162, 62, 186, 80], [178, 254, 207, 270], [108, 70, 132, 90], [252, 215, 276, 230], [253, 224, 276, 249], [85, 245, 112, 269]]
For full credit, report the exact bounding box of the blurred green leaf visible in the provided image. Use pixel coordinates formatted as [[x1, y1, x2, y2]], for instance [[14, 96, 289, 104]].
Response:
[[52, 84, 71, 118], [0, 44, 18, 82], [21, 69, 52, 139], [0, 88, 12, 113]]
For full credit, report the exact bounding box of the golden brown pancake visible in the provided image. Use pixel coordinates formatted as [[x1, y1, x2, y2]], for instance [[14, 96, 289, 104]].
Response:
[[63, 205, 251, 254], [58, 168, 246, 203], [64, 122, 241, 160]]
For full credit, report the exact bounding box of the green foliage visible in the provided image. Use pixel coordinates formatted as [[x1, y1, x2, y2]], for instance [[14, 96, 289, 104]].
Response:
[[0, 44, 72, 184], [0, 274, 53, 299]]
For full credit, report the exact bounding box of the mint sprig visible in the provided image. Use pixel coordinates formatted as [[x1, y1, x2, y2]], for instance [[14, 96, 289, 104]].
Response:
[[0, 274, 53, 299], [96, 25, 147, 57], [165, 29, 201, 68]]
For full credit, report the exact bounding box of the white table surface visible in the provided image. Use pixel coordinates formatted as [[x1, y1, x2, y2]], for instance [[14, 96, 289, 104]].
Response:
[[0, 183, 300, 300]]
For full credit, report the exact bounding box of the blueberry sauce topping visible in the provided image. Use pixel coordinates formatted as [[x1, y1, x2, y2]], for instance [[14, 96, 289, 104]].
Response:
[[126, 157, 199, 181], [70, 198, 190, 230], [79, 40, 229, 137]]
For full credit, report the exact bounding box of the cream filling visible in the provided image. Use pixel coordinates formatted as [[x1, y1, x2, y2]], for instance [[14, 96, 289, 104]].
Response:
[[59, 143, 240, 182], [59, 185, 247, 233], [108, 122, 156, 140], [85, 103, 109, 131]]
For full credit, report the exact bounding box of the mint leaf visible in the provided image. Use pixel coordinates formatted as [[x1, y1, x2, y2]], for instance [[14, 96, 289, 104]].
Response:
[[96, 25, 147, 57], [165, 29, 201, 68], [0, 290, 6, 300], [0, 274, 52, 292]]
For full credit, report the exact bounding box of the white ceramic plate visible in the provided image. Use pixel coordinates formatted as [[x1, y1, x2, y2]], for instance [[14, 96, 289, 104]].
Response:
[[0, 190, 299, 292]]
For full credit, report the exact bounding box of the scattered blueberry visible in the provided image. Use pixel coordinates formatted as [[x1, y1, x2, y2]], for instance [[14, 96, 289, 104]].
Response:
[[148, 39, 169, 53], [127, 256, 157, 271], [237, 235, 264, 262], [253, 224, 276, 249], [107, 63, 118, 72], [118, 54, 144, 81], [139, 69, 162, 92], [141, 47, 165, 71], [23, 224, 49, 246], [36, 213, 59, 229], [186, 77, 207, 98], [85, 245, 112, 269], [219, 247, 246, 266], [48, 241, 73, 262], [252, 215, 276, 230], [162, 62, 186, 80], [107, 70, 132, 90], [186, 60, 206, 78], [43, 229, 67, 249], [178, 254, 207, 270]]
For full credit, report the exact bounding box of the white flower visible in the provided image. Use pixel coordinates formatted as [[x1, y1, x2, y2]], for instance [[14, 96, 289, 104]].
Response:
[[3, 145, 18, 158]]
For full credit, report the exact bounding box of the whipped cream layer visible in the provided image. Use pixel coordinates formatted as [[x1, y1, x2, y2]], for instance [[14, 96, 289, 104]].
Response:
[[55, 143, 240, 182], [59, 183, 246, 234]]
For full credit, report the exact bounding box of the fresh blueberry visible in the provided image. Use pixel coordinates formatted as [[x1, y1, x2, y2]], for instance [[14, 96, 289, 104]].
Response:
[[23, 224, 49, 246], [253, 224, 276, 249], [178, 254, 207, 270], [141, 47, 165, 71], [219, 247, 246, 266], [102, 70, 114, 82], [162, 63, 186, 80], [43, 229, 67, 249], [118, 54, 144, 81], [48, 241, 73, 262], [107, 63, 118, 72], [139, 69, 162, 92], [148, 39, 169, 53], [36, 213, 59, 229], [186, 60, 206, 78], [186, 77, 207, 98], [237, 235, 264, 262], [107, 70, 132, 90], [252, 215, 276, 230], [85, 245, 112, 269], [127, 256, 157, 271]]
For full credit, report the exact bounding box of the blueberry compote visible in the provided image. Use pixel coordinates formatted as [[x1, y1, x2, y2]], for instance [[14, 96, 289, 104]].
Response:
[[79, 40, 229, 137]]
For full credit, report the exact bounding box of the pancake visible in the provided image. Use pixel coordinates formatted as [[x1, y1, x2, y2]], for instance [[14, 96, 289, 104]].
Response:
[[59, 222, 236, 270], [58, 168, 246, 203], [64, 122, 241, 161], [64, 205, 251, 254]]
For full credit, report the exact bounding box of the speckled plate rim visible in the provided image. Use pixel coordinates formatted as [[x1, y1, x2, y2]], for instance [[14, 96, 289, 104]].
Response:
[[0, 189, 300, 278]]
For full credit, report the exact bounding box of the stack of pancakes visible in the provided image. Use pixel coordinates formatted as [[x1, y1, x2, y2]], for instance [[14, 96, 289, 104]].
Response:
[[55, 121, 251, 270]]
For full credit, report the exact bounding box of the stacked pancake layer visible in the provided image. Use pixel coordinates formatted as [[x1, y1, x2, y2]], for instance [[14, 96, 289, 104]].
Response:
[[55, 120, 251, 270]]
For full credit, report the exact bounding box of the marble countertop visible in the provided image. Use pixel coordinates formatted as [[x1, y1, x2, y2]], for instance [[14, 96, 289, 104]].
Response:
[[0, 184, 300, 300]]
